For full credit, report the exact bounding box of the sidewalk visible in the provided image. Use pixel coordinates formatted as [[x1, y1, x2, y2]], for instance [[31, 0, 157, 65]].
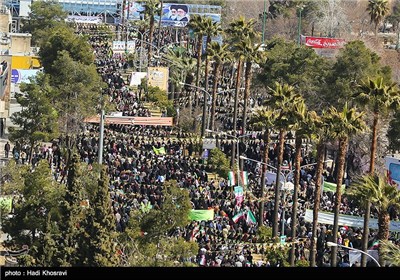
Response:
[[0, 134, 13, 167]]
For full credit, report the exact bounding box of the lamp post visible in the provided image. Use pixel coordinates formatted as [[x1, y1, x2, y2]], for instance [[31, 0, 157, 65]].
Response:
[[262, 0, 267, 44], [326, 242, 381, 267], [180, 82, 211, 136], [219, 87, 244, 168], [136, 39, 177, 68], [240, 155, 332, 236], [135, 30, 149, 71], [98, 109, 105, 164], [297, 5, 305, 46]]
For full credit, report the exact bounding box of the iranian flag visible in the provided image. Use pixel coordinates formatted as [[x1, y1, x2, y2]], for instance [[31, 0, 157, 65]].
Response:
[[369, 240, 380, 250], [241, 171, 248, 186], [232, 211, 245, 223], [246, 210, 257, 225], [228, 171, 236, 186]]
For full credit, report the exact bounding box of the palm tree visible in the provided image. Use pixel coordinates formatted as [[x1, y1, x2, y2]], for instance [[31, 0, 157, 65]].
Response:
[[367, 0, 390, 36], [308, 111, 328, 267], [353, 76, 400, 266], [164, 47, 196, 102], [264, 82, 302, 238], [202, 19, 222, 90], [188, 15, 221, 136], [208, 42, 232, 131], [287, 101, 317, 266], [248, 108, 277, 226], [143, 0, 161, 66], [241, 40, 266, 135], [324, 103, 367, 267], [187, 14, 206, 108], [347, 174, 400, 265], [225, 16, 257, 167], [380, 240, 400, 266]]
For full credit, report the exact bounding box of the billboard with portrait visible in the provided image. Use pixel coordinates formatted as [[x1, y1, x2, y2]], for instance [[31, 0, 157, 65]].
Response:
[[160, 3, 191, 27], [155, 3, 221, 27]]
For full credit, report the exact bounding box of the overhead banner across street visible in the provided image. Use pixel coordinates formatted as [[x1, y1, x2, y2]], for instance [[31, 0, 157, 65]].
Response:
[[84, 116, 173, 126]]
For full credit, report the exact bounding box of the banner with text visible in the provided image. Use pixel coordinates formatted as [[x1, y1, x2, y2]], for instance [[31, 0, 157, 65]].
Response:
[[305, 209, 400, 232], [147, 67, 169, 92], [302, 36, 346, 49], [112, 41, 136, 53]]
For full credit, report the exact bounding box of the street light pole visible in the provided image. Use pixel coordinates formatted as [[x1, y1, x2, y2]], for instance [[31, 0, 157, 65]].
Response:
[[124, 0, 130, 54], [136, 39, 176, 67], [326, 242, 381, 267], [297, 5, 304, 46], [262, 0, 267, 44], [98, 107, 105, 164]]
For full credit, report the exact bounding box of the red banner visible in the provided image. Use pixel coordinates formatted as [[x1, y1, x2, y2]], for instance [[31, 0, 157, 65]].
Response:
[[85, 116, 173, 126], [303, 36, 345, 49]]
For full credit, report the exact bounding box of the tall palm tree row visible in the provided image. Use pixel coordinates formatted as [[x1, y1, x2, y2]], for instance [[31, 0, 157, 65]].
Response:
[[202, 18, 222, 96], [187, 14, 207, 109], [348, 174, 400, 265], [353, 76, 400, 266], [264, 82, 303, 238], [287, 102, 317, 266], [207, 42, 232, 131], [143, 0, 161, 66], [248, 108, 277, 226], [188, 15, 221, 135], [324, 103, 367, 267], [308, 110, 328, 267], [225, 16, 258, 167]]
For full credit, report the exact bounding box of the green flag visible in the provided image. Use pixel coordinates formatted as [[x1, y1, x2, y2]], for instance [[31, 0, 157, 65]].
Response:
[[152, 146, 166, 155], [189, 209, 214, 221], [323, 181, 345, 193]]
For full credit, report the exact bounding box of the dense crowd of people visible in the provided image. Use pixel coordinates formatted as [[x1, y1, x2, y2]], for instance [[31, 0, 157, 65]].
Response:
[[5, 23, 400, 267]]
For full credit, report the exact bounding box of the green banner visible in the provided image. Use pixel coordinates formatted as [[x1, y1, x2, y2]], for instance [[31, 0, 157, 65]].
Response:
[[153, 146, 166, 155], [323, 181, 346, 193], [189, 209, 214, 221]]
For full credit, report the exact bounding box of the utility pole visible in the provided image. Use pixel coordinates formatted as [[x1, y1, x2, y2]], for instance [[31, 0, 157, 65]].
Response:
[[98, 107, 105, 164], [119, 0, 127, 41], [262, 0, 267, 44], [124, 0, 130, 54], [297, 5, 304, 46]]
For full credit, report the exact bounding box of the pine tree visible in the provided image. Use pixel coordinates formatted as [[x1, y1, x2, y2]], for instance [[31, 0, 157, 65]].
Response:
[[81, 166, 118, 266], [1, 161, 64, 266], [36, 215, 63, 266], [57, 153, 86, 266]]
